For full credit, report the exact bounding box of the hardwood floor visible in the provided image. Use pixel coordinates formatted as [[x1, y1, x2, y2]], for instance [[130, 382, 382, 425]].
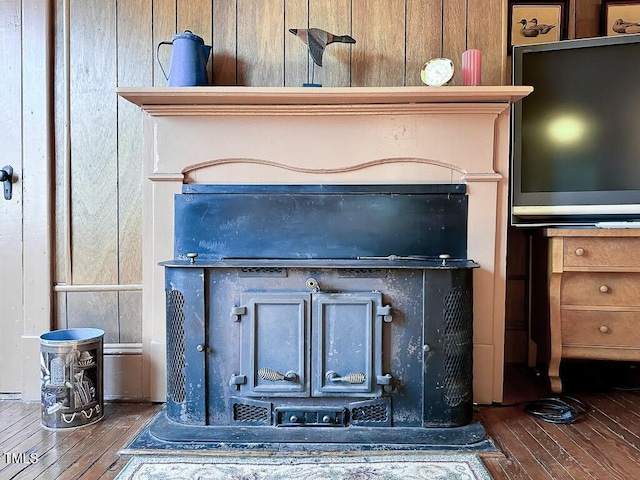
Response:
[[1, 363, 638, 479], [478, 363, 640, 480], [0, 401, 161, 479]]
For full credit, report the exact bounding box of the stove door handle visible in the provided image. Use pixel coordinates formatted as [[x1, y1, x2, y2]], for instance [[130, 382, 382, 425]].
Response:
[[326, 371, 366, 384], [258, 367, 298, 382]]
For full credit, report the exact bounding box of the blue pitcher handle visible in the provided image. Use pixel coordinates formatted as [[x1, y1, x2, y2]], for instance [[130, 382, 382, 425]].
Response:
[[156, 41, 173, 81]]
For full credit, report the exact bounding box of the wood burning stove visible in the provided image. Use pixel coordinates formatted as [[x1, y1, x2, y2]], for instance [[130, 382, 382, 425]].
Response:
[[140, 184, 490, 450]]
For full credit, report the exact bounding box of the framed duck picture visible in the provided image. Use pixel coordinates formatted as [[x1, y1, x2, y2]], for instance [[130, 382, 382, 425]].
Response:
[[507, 1, 568, 53], [603, 1, 640, 35]]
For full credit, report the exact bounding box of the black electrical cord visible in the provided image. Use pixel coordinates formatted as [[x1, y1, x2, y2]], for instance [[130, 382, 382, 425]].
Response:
[[523, 396, 588, 424]]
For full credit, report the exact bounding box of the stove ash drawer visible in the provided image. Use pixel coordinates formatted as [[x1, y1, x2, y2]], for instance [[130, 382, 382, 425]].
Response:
[[238, 292, 388, 398]]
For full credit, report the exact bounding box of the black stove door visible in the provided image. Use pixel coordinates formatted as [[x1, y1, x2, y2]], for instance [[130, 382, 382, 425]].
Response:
[[240, 293, 310, 397], [312, 292, 383, 397]]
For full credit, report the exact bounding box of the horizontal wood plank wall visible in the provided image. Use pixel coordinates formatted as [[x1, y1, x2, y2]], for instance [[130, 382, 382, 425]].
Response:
[[53, 0, 506, 382]]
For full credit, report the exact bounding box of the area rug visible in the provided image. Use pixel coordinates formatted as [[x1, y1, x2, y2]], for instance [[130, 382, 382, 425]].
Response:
[[115, 453, 492, 479]]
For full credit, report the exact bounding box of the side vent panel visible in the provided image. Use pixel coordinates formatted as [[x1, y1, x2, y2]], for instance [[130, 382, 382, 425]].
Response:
[[166, 289, 186, 404], [443, 287, 473, 408]]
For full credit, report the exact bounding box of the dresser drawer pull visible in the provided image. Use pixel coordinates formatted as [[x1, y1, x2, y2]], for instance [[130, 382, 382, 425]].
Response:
[[599, 285, 609, 293], [575, 248, 585, 256], [599, 325, 609, 334]]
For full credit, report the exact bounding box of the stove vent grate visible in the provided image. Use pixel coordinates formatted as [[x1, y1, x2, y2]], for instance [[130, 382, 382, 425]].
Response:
[[349, 398, 391, 426], [239, 267, 287, 277], [338, 268, 386, 278], [166, 289, 187, 404], [231, 397, 272, 425], [442, 287, 473, 407]]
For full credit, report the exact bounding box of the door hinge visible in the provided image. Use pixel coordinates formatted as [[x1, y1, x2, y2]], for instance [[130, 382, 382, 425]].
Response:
[[230, 305, 246, 322], [376, 373, 393, 393], [376, 305, 392, 322], [229, 374, 247, 390]]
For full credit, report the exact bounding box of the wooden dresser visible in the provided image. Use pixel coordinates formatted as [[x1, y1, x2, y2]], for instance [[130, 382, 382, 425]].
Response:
[[545, 229, 640, 393]]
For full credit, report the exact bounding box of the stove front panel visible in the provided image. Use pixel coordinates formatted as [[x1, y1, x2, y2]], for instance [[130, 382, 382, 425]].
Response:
[[164, 265, 473, 430]]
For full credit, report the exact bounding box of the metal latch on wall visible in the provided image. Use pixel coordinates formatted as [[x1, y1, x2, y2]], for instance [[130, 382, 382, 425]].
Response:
[[1, 166, 13, 200]]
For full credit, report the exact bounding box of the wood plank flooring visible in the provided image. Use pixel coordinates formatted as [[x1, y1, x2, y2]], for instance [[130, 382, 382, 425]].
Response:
[[1, 363, 638, 479], [0, 402, 161, 479], [478, 363, 640, 480]]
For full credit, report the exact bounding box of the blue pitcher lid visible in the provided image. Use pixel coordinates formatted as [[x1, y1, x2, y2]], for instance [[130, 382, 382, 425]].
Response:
[[172, 30, 204, 44]]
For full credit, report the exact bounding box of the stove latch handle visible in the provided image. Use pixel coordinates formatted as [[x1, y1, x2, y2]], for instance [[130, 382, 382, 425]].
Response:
[[326, 371, 366, 384], [377, 305, 392, 323]]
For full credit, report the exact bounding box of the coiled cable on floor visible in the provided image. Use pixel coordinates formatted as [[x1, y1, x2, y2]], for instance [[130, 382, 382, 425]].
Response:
[[524, 396, 588, 424]]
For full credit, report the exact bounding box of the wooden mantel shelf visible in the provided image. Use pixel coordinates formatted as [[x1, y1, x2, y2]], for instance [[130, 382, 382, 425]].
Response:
[[117, 86, 533, 107]]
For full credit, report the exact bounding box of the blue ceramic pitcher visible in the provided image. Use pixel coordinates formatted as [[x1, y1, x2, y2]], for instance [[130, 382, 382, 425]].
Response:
[[157, 30, 211, 86]]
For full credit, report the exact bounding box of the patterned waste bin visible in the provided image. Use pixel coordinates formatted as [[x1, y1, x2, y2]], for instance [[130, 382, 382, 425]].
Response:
[[40, 328, 104, 429]]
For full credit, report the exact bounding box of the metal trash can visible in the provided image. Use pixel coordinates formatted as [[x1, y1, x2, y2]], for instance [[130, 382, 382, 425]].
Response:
[[40, 328, 104, 429]]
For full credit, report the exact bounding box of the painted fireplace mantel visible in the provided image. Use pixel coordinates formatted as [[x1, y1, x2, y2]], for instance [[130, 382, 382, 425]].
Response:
[[118, 86, 532, 405]]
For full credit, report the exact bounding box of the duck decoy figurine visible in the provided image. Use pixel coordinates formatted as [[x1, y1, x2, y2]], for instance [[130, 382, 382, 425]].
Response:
[[289, 28, 356, 67], [531, 18, 556, 35], [519, 19, 540, 37], [612, 18, 640, 34]]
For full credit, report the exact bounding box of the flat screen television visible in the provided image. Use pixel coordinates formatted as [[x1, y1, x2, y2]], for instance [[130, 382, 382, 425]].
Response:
[[511, 34, 640, 227]]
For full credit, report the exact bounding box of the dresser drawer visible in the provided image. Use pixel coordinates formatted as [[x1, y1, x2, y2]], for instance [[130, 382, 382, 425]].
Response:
[[561, 272, 640, 307], [561, 310, 640, 347], [563, 237, 640, 268]]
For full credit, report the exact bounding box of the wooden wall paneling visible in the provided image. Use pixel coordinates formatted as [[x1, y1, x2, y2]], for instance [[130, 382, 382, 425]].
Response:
[[54, 0, 68, 284], [117, 0, 150, 287], [284, 0, 308, 87], [567, 0, 576, 39], [66, 292, 119, 343], [212, 0, 237, 85], [505, 227, 529, 364], [116, 0, 150, 344], [152, 0, 176, 86], [505, 279, 528, 364], [69, 0, 118, 286], [177, 0, 213, 82], [56, 292, 68, 329], [575, 0, 602, 38], [405, 0, 443, 86], [467, 0, 504, 86], [237, 0, 285, 86], [351, 0, 406, 86], [69, 0, 119, 336], [119, 291, 143, 343], [442, 0, 468, 86], [308, 0, 353, 87]]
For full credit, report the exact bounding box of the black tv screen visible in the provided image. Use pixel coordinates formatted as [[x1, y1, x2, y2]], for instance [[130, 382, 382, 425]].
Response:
[[511, 34, 640, 226]]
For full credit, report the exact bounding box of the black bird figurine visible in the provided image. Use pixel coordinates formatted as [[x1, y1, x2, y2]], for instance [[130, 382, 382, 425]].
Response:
[[289, 28, 356, 67]]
